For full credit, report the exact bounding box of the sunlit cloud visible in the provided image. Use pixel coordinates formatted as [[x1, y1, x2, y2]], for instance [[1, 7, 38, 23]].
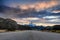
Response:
[[34, 23, 55, 26], [22, 17, 39, 20], [42, 15, 60, 25], [43, 16, 59, 19], [19, 0, 58, 11], [7, 0, 59, 11], [35, 0, 58, 11], [52, 10, 60, 13], [47, 19, 60, 22]]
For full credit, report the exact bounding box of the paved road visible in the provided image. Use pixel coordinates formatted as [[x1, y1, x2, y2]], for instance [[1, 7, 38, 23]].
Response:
[[0, 30, 60, 40]]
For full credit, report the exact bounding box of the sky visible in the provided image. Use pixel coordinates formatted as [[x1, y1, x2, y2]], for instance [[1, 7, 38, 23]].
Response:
[[0, 0, 60, 26]]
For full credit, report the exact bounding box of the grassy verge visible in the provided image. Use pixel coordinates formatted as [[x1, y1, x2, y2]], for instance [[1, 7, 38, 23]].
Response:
[[0, 30, 24, 33], [51, 30, 60, 33], [55, 30, 60, 33]]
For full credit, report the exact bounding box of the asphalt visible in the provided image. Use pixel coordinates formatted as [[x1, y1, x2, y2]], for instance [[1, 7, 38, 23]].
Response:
[[0, 30, 60, 40]]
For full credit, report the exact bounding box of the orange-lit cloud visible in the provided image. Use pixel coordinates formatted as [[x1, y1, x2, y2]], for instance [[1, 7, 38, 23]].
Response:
[[20, 0, 58, 11], [12, 18, 29, 24], [35, 0, 58, 11]]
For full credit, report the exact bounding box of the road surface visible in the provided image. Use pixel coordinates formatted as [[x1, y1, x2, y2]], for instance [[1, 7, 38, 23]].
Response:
[[0, 30, 60, 40]]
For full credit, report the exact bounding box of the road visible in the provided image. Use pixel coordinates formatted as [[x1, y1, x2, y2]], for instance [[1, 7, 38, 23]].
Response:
[[0, 30, 60, 40]]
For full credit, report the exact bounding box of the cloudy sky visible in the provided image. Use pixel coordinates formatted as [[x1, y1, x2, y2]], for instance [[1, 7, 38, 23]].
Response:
[[0, 0, 60, 26]]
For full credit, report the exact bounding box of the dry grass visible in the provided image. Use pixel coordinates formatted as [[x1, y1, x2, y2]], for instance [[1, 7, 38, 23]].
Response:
[[56, 30, 60, 33], [0, 30, 6, 33], [51, 30, 60, 33]]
